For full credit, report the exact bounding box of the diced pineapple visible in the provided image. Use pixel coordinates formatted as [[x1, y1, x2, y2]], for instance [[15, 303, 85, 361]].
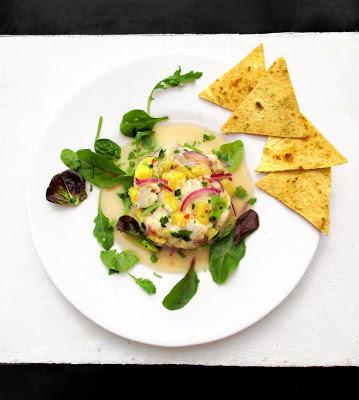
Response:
[[135, 162, 152, 179], [134, 209, 143, 222], [207, 227, 218, 240], [148, 235, 166, 245], [195, 201, 210, 225], [162, 171, 186, 190], [159, 156, 173, 173], [191, 164, 212, 178], [128, 187, 138, 204], [171, 211, 187, 228], [163, 191, 180, 212], [175, 165, 192, 179], [221, 179, 235, 196]]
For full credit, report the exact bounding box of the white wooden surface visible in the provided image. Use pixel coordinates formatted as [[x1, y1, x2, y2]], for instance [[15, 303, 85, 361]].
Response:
[[1, 33, 358, 365]]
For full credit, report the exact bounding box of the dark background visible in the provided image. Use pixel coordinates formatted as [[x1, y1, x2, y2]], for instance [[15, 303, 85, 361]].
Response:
[[1, 0, 359, 34], [1, 0, 358, 396]]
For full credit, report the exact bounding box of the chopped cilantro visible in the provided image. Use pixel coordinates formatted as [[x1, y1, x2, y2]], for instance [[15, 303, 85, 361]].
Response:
[[153, 272, 162, 278], [174, 149, 180, 154], [160, 216, 169, 227], [234, 186, 248, 199], [174, 188, 181, 197], [150, 253, 158, 263], [201, 180, 208, 187], [171, 230, 192, 242], [247, 197, 257, 205], [177, 249, 186, 259], [158, 149, 166, 159], [142, 201, 159, 217], [203, 133, 216, 142]]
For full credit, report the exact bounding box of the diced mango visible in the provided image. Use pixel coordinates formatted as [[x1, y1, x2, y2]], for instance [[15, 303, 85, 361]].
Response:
[[195, 201, 210, 225], [207, 227, 218, 240], [171, 211, 187, 228], [128, 187, 138, 204], [159, 156, 173, 173], [191, 164, 212, 178], [163, 191, 180, 212], [162, 171, 186, 190], [148, 235, 166, 245], [221, 179, 235, 196]]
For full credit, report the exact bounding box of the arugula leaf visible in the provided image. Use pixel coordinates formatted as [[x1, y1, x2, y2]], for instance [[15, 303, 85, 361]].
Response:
[[209, 195, 227, 222], [117, 191, 132, 214], [120, 109, 168, 138], [147, 67, 202, 113], [217, 140, 244, 172], [60, 149, 81, 171], [61, 149, 126, 188], [95, 139, 121, 160], [203, 133, 216, 142], [247, 197, 257, 205], [142, 201, 159, 217], [234, 186, 248, 199], [162, 259, 199, 310], [127, 272, 156, 295], [209, 231, 246, 284], [170, 230, 192, 242], [100, 249, 139, 273], [93, 194, 114, 250]]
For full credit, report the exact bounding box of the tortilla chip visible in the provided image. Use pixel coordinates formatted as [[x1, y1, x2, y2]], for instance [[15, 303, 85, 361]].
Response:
[[256, 168, 331, 234], [256, 115, 347, 172], [222, 57, 307, 138], [199, 44, 266, 111]]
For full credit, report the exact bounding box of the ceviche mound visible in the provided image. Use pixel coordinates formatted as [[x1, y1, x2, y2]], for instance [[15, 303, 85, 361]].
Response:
[[128, 147, 235, 250]]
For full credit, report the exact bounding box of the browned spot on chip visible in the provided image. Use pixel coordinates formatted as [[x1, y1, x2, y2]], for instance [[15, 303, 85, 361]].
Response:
[[255, 101, 264, 110], [284, 152, 293, 162]]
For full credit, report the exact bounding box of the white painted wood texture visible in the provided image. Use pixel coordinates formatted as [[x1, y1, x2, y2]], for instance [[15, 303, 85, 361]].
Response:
[[0, 33, 358, 365]]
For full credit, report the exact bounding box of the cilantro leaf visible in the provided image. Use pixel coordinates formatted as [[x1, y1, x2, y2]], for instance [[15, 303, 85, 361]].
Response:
[[247, 197, 257, 205], [100, 249, 139, 273], [234, 186, 248, 200], [203, 133, 216, 142]]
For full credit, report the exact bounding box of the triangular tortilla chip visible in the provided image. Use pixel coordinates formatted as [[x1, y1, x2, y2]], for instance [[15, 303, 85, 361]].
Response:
[[256, 115, 347, 171], [256, 168, 331, 234], [199, 44, 266, 111], [222, 57, 307, 138]]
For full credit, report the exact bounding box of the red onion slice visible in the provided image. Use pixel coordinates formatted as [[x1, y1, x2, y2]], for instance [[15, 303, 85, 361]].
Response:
[[180, 187, 221, 211]]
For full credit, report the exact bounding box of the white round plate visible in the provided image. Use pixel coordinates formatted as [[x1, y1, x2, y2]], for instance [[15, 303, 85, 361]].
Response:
[[27, 54, 320, 347]]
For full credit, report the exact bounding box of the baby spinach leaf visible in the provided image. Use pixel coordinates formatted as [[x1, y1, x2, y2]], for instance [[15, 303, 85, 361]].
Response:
[[93, 194, 114, 250], [120, 109, 168, 138], [147, 67, 203, 113], [74, 149, 126, 188], [46, 169, 87, 206], [94, 139, 121, 160], [127, 272, 156, 295], [170, 230, 192, 242], [60, 149, 81, 171], [162, 258, 199, 310], [209, 232, 246, 285], [135, 130, 155, 150], [100, 249, 139, 273], [217, 140, 244, 172], [209, 195, 227, 222]]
